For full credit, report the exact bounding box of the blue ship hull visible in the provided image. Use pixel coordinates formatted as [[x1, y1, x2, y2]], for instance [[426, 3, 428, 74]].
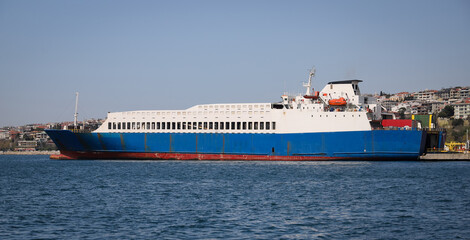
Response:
[[45, 129, 426, 160]]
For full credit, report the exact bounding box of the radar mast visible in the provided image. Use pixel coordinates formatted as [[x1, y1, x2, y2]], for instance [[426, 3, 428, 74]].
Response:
[[303, 66, 315, 96], [74, 92, 79, 130]]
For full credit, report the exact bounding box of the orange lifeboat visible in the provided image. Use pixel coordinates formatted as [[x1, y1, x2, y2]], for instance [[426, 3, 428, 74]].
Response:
[[328, 97, 347, 106]]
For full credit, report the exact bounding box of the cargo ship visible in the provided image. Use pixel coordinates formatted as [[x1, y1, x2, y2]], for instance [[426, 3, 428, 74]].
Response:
[[46, 69, 427, 160]]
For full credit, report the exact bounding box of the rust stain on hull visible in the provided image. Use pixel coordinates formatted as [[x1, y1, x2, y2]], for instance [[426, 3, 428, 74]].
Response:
[[120, 133, 126, 150], [97, 133, 107, 150]]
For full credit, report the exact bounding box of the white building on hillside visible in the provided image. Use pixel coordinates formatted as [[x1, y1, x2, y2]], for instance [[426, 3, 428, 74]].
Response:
[[452, 100, 470, 119]]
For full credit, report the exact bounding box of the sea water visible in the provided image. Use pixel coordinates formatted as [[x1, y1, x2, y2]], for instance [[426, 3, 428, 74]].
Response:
[[0, 155, 469, 239]]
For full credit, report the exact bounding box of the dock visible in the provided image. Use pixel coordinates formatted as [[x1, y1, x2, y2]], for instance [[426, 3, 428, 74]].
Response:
[[420, 153, 470, 161]]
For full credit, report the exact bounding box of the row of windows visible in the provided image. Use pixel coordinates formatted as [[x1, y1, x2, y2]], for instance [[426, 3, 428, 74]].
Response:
[[197, 104, 269, 110], [313, 114, 361, 117], [122, 110, 269, 116], [108, 121, 277, 131]]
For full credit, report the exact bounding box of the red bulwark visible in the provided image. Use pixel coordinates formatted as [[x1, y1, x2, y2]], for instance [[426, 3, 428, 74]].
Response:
[[382, 119, 413, 128]]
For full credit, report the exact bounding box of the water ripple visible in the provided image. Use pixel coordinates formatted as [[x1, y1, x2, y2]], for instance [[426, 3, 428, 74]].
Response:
[[1, 156, 469, 239]]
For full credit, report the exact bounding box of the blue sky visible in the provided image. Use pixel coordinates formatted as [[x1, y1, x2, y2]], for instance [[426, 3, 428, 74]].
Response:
[[0, 0, 469, 127]]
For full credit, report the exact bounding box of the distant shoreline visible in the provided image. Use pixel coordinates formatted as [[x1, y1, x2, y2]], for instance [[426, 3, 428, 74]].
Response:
[[0, 150, 59, 155]]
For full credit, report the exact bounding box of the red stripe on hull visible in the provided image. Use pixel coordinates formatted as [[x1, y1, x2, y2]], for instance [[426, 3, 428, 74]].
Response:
[[51, 151, 352, 161]]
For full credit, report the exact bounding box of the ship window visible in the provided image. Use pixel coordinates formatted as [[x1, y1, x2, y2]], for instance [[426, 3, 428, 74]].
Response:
[[231, 122, 235, 130], [152, 122, 155, 129], [242, 122, 247, 130], [141, 122, 144, 129], [136, 122, 140, 130], [214, 122, 218, 130], [172, 122, 176, 130], [225, 122, 230, 130], [117, 123, 121, 130], [127, 122, 131, 129], [198, 122, 202, 130], [108, 122, 111, 129], [204, 122, 208, 130], [248, 122, 252, 130], [193, 122, 197, 130], [237, 122, 241, 130], [132, 122, 136, 129], [266, 122, 270, 130], [254, 122, 259, 130], [147, 122, 151, 129], [219, 122, 224, 130], [157, 122, 160, 129], [209, 122, 213, 130], [272, 122, 276, 130], [177, 122, 181, 130], [161, 122, 165, 130], [260, 122, 264, 130], [182, 122, 186, 130]]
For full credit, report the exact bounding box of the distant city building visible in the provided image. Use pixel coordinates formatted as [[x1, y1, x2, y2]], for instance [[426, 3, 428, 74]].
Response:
[[430, 101, 446, 114], [17, 140, 37, 148], [411, 102, 430, 115], [0, 130, 9, 140], [460, 88, 469, 98], [452, 100, 470, 119], [436, 88, 450, 100], [380, 100, 398, 112], [449, 88, 467, 100], [389, 92, 410, 102], [391, 103, 412, 114], [34, 131, 49, 142], [9, 131, 20, 140], [415, 90, 437, 101]]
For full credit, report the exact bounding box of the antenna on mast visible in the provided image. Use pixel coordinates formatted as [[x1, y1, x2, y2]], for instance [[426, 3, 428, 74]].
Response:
[[303, 66, 315, 96], [74, 92, 79, 130]]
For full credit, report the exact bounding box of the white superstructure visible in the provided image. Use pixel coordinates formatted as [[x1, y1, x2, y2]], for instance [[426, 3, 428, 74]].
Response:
[[95, 69, 381, 134]]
